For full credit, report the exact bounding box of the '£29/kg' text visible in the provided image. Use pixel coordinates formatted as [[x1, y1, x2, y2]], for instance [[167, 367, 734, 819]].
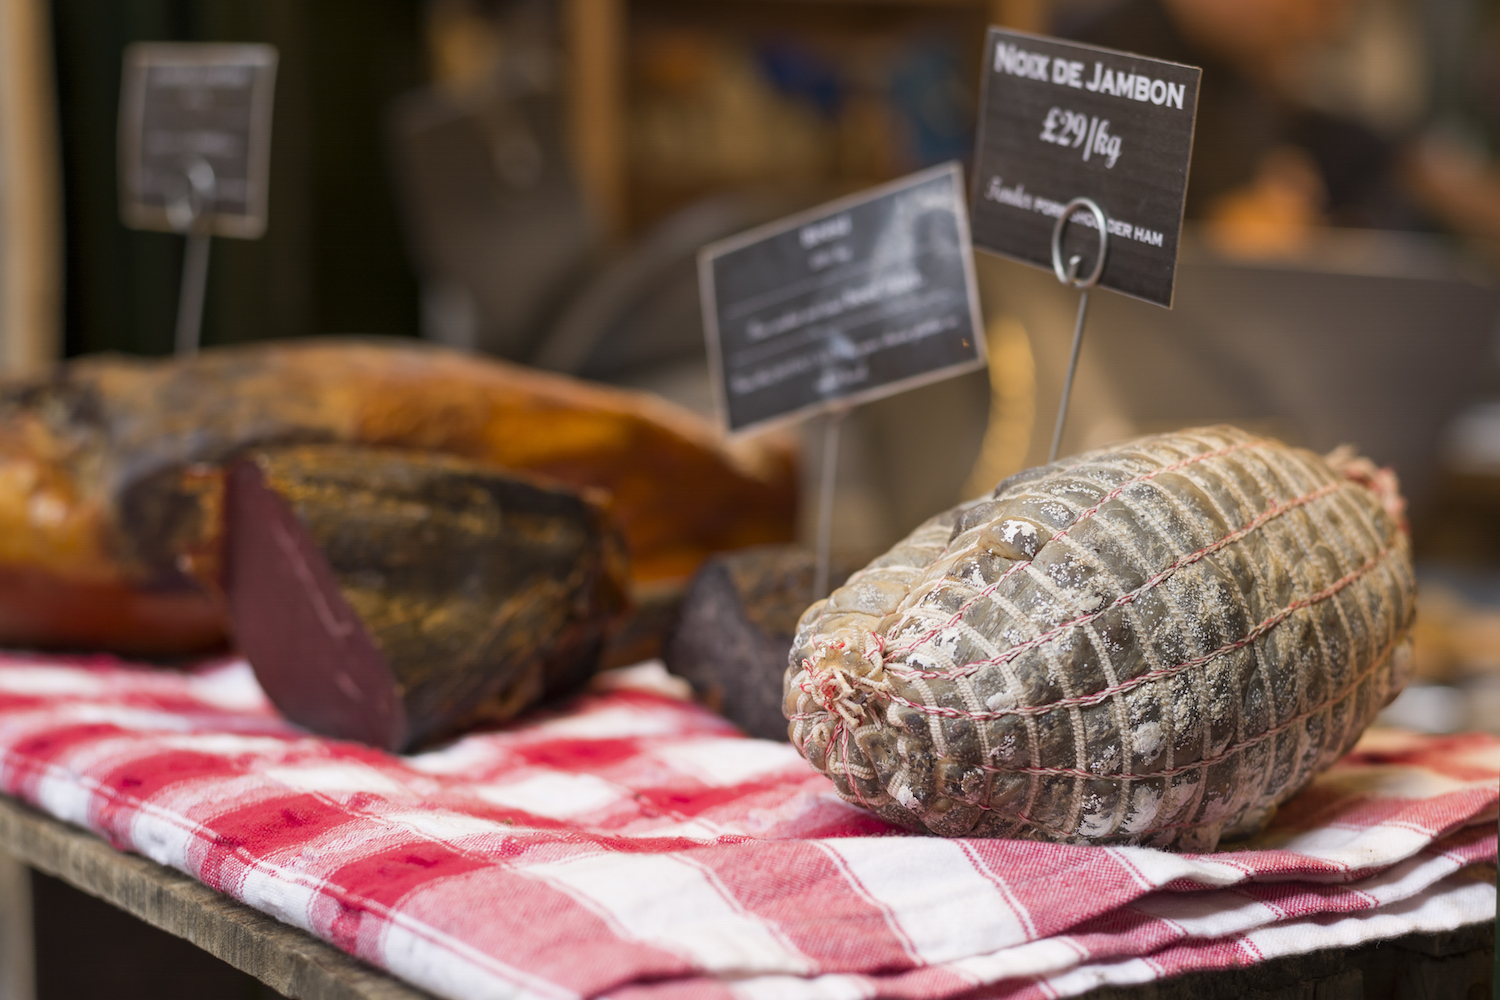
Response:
[[1039, 108, 1121, 169]]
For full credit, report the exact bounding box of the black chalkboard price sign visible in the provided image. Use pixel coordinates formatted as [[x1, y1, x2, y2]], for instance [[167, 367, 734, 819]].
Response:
[[699, 162, 986, 434], [971, 29, 1200, 307], [119, 43, 278, 238]]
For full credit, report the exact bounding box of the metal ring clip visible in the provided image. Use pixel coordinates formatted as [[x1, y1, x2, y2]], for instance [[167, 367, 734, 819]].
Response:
[[1050, 196, 1108, 289], [165, 157, 218, 235]]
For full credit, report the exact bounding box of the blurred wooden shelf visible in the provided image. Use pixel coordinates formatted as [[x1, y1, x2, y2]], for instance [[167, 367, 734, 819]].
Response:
[[0, 0, 63, 374], [562, 0, 1042, 240]]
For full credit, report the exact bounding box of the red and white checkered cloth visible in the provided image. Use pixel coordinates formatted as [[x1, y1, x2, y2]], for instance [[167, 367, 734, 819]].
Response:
[[0, 652, 1491, 1000]]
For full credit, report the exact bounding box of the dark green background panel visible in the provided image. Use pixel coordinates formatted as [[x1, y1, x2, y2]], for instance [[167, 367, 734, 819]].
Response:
[[51, 0, 424, 356]]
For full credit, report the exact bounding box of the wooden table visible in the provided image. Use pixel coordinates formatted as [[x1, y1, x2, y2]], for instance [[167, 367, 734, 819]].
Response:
[[0, 794, 430, 1000], [0, 791, 1490, 1000]]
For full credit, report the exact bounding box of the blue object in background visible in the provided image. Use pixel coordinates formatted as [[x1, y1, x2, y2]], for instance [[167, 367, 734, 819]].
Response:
[[889, 42, 974, 167], [755, 41, 842, 120]]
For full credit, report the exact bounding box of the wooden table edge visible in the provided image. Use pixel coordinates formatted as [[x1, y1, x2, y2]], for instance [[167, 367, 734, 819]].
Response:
[[0, 792, 435, 1000]]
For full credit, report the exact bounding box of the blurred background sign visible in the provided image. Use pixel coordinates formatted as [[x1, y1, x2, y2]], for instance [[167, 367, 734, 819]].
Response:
[[118, 42, 277, 354], [118, 43, 277, 240], [48, 0, 427, 358]]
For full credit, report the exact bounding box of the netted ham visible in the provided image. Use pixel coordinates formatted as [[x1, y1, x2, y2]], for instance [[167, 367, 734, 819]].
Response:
[[785, 426, 1415, 850]]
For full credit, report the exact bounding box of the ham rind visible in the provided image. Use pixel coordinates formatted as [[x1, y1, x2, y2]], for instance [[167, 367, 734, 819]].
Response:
[[785, 426, 1416, 850]]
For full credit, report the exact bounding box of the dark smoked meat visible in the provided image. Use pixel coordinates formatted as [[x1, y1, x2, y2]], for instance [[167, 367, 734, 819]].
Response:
[[664, 546, 849, 740], [224, 446, 627, 751], [784, 426, 1416, 850]]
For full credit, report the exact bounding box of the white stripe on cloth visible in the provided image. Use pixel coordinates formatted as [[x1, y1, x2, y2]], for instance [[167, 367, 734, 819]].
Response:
[[156, 733, 307, 756], [380, 919, 578, 1000], [729, 972, 878, 1000], [936, 936, 1093, 992], [819, 838, 1035, 964], [1132, 845, 1475, 931], [403, 736, 520, 775], [262, 764, 410, 796], [474, 772, 628, 819], [725, 864, 1499, 1000], [375, 808, 522, 844], [649, 738, 806, 787], [522, 851, 817, 975], [1102, 846, 1249, 889], [0, 668, 114, 697], [522, 704, 691, 741]]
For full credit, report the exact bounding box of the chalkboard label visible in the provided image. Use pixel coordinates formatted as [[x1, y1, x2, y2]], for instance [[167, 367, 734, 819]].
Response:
[[700, 163, 986, 434], [119, 43, 278, 239], [971, 28, 1199, 307]]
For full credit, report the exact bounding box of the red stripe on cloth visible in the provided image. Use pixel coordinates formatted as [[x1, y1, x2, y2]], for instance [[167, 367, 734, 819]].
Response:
[[961, 839, 1159, 940], [0, 723, 148, 802], [632, 775, 810, 819], [694, 839, 921, 971], [515, 738, 646, 771], [399, 866, 698, 996], [90, 749, 276, 845], [1341, 732, 1500, 781], [192, 793, 369, 891], [1278, 786, 1499, 838], [843, 962, 996, 1000], [605, 979, 739, 1000], [317, 843, 494, 955]]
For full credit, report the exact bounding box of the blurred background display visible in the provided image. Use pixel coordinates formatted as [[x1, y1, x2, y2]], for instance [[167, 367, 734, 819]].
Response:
[[48, 1, 426, 356], [2, 0, 1500, 733]]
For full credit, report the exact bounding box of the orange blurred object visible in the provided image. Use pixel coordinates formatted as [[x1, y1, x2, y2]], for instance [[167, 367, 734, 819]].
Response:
[[1205, 146, 1327, 257], [0, 340, 798, 654]]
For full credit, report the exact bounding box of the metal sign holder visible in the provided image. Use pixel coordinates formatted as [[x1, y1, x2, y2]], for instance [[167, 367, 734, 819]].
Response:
[[1047, 196, 1109, 463], [699, 163, 986, 601], [167, 158, 217, 356], [118, 42, 278, 356], [812, 403, 851, 600]]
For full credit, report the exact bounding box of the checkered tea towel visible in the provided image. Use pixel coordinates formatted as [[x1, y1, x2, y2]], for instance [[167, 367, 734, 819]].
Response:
[[0, 652, 1491, 1000]]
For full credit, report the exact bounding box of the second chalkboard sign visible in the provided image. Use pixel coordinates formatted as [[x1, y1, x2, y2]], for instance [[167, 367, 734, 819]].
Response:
[[699, 162, 986, 435]]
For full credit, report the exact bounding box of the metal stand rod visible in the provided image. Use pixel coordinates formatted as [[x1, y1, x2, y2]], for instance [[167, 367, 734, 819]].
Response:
[[1046, 196, 1110, 464], [168, 158, 217, 356], [1049, 284, 1089, 463], [174, 230, 212, 356], [813, 408, 846, 600]]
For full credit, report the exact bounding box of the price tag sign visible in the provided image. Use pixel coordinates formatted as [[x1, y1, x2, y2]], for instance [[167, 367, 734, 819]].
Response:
[[971, 28, 1200, 307], [700, 162, 986, 434], [119, 42, 278, 239]]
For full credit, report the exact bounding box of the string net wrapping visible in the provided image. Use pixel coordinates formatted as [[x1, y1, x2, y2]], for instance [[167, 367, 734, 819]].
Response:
[[784, 425, 1417, 850]]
